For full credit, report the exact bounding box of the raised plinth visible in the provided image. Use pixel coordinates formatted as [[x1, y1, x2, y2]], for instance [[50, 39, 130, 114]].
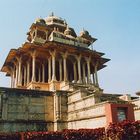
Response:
[[26, 81, 70, 91], [27, 81, 49, 90]]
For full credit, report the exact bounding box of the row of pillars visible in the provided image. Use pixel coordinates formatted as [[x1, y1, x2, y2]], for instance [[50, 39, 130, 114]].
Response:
[[10, 50, 99, 88]]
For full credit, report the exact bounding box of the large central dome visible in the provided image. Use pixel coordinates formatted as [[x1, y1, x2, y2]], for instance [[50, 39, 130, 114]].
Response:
[[45, 12, 66, 26]]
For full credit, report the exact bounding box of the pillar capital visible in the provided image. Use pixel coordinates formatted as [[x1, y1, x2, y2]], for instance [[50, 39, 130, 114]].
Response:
[[13, 60, 18, 67], [9, 67, 14, 75], [15, 56, 22, 62], [85, 56, 91, 62], [61, 51, 68, 58], [49, 50, 56, 57], [75, 54, 81, 61], [73, 61, 77, 65], [30, 50, 36, 58]]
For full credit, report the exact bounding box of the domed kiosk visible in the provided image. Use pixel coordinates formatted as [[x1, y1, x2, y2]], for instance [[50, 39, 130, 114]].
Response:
[[0, 13, 137, 132]]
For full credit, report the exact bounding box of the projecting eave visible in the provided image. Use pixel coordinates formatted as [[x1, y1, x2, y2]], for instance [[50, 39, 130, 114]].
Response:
[[1, 49, 17, 72], [97, 57, 110, 71], [100, 58, 110, 64], [87, 49, 105, 57], [90, 37, 97, 45], [21, 42, 38, 50], [29, 23, 48, 30], [94, 50, 105, 56], [97, 65, 107, 71]]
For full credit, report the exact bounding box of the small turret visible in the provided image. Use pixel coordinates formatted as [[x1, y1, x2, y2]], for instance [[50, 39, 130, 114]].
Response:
[[79, 28, 97, 45], [35, 18, 46, 25]]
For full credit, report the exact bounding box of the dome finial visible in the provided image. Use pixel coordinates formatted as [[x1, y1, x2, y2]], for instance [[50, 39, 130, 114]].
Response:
[[80, 28, 89, 37], [64, 24, 72, 35], [66, 24, 69, 29], [50, 12, 54, 17], [64, 19, 67, 26]]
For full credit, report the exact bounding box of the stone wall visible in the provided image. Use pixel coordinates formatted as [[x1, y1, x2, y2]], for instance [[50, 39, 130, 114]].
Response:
[[68, 89, 107, 129], [0, 121, 47, 132], [0, 86, 138, 132], [68, 117, 106, 129], [0, 87, 68, 132], [0, 87, 54, 132]]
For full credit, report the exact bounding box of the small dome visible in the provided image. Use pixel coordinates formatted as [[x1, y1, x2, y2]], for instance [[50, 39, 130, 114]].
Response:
[[35, 18, 46, 24], [80, 29, 89, 37], [46, 13, 66, 25], [136, 91, 140, 96], [64, 26, 72, 35]]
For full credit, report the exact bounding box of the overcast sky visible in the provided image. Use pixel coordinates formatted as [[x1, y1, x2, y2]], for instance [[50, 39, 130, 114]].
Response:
[[0, 0, 140, 95]]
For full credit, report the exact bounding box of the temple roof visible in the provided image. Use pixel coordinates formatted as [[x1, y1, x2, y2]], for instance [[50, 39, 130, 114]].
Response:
[[1, 41, 110, 76], [27, 13, 97, 47], [1, 13, 110, 78]]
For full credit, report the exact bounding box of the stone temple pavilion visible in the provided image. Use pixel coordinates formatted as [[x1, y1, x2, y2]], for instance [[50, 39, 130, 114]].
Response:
[[0, 13, 139, 132]]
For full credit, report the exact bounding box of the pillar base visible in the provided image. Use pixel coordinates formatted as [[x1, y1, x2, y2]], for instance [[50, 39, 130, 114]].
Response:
[[77, 80, 82, 83]]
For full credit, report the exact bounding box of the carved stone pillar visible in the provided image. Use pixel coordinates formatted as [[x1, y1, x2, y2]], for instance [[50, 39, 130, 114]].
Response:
[[95, 62, 99, 86], [48, 57, 51, 82], [49, 50, 56, 81], [21, 68, 23, 86], [10, 68, 14, 88], [62, 52, 68, 82], [27, 61, 30, 84], [59, 59, 62, 81], [92, 73, 95, 85], [86, 57, 91, 84], [13, 66, 16, 88], [15, 63, 18, 87], [17, 56, 22, 86], [82, 63, 86, 84], [76, 55, 82, 83], [31, 50, 36, 82], [24, 66, 27, 86], [38, 67, 41, 82], [42, 63, 45, 83], [73, 62, 77, 83]]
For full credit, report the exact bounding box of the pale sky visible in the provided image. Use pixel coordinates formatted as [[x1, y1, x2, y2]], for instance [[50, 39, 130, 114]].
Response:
[[0, 0, 140, 95]]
